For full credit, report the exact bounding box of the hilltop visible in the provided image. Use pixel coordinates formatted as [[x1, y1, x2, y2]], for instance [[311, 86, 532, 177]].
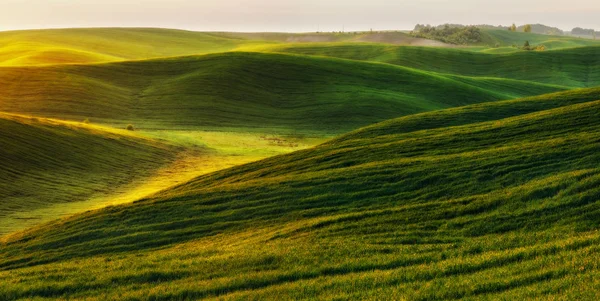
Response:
[[2, 88, 600, 299], [267, 44, 600, 87], [0, 28, 450, 66], [0, 28, 262, 66], [0, 113, 182, 235]]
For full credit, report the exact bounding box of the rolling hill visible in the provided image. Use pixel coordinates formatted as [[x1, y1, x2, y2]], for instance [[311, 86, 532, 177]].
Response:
[[1, 26, 600, 300], [0, 52, 567, 133], [2, 88, 600, 299], [0, 28, 265, 66]]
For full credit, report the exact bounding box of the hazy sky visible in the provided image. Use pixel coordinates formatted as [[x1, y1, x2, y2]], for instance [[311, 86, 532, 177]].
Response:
[[1, 0, 599, 32]]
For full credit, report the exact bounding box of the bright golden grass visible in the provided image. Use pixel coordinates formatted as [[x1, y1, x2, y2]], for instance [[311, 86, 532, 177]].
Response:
[[0, 119, 328, 236]]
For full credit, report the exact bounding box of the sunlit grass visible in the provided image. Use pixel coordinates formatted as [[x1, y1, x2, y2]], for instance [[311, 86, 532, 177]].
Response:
[[0, 117, 328, 236], [0, 28, 272, 66]]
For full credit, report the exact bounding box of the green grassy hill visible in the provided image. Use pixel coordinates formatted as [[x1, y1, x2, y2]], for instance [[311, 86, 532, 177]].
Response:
[[267, 44, 600, 87], [0, 52, 566, 133], [2, 88, 600, 299], [0, 113, 182, 235], [3, 27, 593, 67]]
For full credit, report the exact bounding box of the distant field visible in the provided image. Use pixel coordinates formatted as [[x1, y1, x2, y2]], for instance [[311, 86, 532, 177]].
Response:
[[0, 28, 266, 66], [1, 28, 598, 66], [0, 28, 451, 66], [483, 29, 600, 49], [2, 88, 600, 299]]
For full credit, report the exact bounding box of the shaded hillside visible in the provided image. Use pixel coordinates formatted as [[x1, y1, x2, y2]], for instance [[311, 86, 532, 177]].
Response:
[[0, 113, 178, 235]]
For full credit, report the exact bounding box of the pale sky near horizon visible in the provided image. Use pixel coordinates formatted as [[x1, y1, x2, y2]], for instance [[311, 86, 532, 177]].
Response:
[[1, 0, 599, 32]]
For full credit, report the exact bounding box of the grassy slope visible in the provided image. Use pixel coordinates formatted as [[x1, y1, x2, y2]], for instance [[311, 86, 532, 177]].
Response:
[[449, 29, 600, 50], [267, 44, 600, 87], [0, 28, 265, 66], [0, 52, 566, 134], [483, 29, 600, 49], [2, 88, 600, 299], [0, 113, 183, 235]]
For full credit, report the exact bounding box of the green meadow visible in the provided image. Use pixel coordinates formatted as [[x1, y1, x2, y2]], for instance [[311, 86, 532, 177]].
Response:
[[1, 27, 600, 300]]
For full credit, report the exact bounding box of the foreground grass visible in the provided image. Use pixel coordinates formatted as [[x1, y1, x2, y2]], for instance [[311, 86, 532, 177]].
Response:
[[2, 88, 600, 299]]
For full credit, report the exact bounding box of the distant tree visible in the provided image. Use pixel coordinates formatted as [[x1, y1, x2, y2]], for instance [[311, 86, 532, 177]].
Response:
[[509, 23, 517, 32], [523, 41, 531, 50], [571, 27, 595, 36], [524, 24, 532, 33], [411, 25, 482, 45], [83, 118, 90, 124], [126, 124, 135, 131]]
